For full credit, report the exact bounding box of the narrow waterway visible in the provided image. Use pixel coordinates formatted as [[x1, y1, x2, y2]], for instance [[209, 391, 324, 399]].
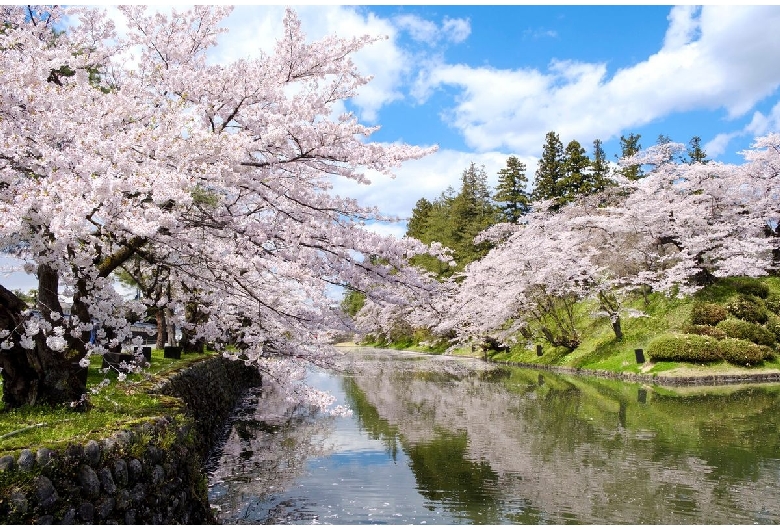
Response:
[[206, 347, 780, 524]]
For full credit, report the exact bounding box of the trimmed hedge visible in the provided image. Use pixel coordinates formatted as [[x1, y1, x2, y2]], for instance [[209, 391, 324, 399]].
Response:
[[725, 295, 768, 324], [730, 277, 770, 299], [648, 333, 774, 366], [716, 318, 776, 347], [647, 334, 722, 363], [690, 302, 728, 326], [718, 338, 773, 366], [681, 324, 727, 340]]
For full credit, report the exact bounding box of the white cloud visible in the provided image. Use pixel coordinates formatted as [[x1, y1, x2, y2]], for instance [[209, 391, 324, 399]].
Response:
[[412, 6, 780, 157], [705, 132, 738, 159], [394, 14, 439, 44], [393, 14, 470, 46], [706, 100, 780, 158], [362, 221, 408, 240], [212, 6, 408, 124], [441, 17, 471, 44], [330, 148, 532, 221], [663, 5, 701, 50], [523, 28, 558, 40]]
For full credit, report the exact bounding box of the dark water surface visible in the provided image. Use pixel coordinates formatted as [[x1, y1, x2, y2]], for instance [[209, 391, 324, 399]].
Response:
[[206, 348, 780, 524]]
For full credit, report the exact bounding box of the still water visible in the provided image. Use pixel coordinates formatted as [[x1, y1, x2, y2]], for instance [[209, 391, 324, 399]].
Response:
[[206, 347, 780, 524]]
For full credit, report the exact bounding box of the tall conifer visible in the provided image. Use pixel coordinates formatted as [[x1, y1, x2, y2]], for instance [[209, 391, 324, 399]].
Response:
[[560, 140, 592, 202], [494, 156, 530, 223], [532, 131, 565, 203], [687, 136, 709, 164], [406, 198, 433, 239], [591, 138, 612, 193], [617, 133, 643, 180]]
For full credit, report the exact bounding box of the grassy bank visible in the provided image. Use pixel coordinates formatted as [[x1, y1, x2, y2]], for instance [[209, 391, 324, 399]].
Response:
[[0, 349, 213, 453], [359, 276, 780, 379]]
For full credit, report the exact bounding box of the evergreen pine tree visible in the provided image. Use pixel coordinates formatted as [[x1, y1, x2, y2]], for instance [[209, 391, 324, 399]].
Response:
[[590, 138, 612, 193], [617, 133, 643, 180], [687, 136, 709, 164], [408, 189, 457, 278], [493, 156, 530, 223], [451, 163, 496, 263], [532, 131, 565, 203], [406, 197, 433, 239], [560, 139, 592, 203]]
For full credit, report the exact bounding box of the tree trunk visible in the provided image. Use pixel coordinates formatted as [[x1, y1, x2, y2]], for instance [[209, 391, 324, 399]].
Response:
[[165, 308, 176, 347], [0, 267, 88, 409], [611, 315, 623, 341], [155, 309, 167, 350]]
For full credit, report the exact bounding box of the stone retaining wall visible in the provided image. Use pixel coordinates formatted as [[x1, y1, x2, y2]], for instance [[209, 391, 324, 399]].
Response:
[[489, 359, 780, 386], [0, 356, 262, 524]]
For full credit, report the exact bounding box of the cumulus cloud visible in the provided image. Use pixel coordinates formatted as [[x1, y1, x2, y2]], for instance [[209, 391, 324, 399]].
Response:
[[441, 17, 471, 43], [393, 14, 471, 46], [210, 6, 408, 123], [707, 100, 780, 158], [330, 149, 533, 221], [413, 5, 780, 156], [394, 14, 439, 43], [663, 5, 701, 50]]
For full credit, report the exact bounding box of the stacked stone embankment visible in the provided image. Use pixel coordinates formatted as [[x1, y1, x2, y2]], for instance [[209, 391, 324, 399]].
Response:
[[489, 359, 780, 386], [0, 356, 262, 524]]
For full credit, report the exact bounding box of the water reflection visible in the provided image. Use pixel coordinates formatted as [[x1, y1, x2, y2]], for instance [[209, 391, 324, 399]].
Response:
[[207, 348, 780, 524]]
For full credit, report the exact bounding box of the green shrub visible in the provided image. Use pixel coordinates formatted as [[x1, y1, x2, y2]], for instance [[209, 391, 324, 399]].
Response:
[[766, 293, 780, 315], [716, 318, 776, 347], [766, 315, 780, 343], [718, 338, 772, 366], [725, 295, 768, 324], [690, 302, 728, 326], [681, 324, 727, 340], [730, 277, 770, 299], [647, 334, 722, 363]]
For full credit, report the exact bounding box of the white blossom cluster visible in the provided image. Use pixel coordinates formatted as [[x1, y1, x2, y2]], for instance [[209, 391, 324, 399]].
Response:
[[357, 136, 780, 345], [0, 6, 442, 402]]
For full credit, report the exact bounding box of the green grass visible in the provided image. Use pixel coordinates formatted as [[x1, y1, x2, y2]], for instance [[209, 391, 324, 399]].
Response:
[[478, 277, 780, 377], [0, 348, 214, 453]]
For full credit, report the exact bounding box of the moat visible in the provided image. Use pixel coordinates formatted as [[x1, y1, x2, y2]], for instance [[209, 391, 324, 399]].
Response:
[[206, 347, 780, 524]]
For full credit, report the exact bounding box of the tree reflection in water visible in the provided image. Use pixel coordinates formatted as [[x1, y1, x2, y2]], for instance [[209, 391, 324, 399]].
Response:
[[207, 348, 780, 524], [206, 380, 336, 523]]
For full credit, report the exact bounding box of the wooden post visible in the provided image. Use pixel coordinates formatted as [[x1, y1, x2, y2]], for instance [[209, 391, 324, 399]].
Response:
[[536, 344, 543, 357]]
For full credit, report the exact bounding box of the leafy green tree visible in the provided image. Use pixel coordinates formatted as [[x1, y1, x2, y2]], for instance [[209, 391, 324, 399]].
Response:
[[406, 198, 433, 240], [407, 165, 497, 278], [340, 288, 366, 317], [532, 131, 565, 203], [560, 140, 592, 203], [617, 133, 643, 180], [687, 136, 709, 164], [493, 156, 530, 223], [590, 138, 612, 193], [11, 289, 37, 307], [450, 163, 497, 264], [408, 187, 458, 278]]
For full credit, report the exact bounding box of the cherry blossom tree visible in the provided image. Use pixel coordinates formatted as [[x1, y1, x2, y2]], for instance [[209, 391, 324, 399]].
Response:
[[425, 136, 779, 349], [0, 6, 438, 408]]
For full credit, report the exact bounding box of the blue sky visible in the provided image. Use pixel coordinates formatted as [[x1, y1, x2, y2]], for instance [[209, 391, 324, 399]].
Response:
[[207, 4, 779, 227], [4, 4, 780, 292]]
